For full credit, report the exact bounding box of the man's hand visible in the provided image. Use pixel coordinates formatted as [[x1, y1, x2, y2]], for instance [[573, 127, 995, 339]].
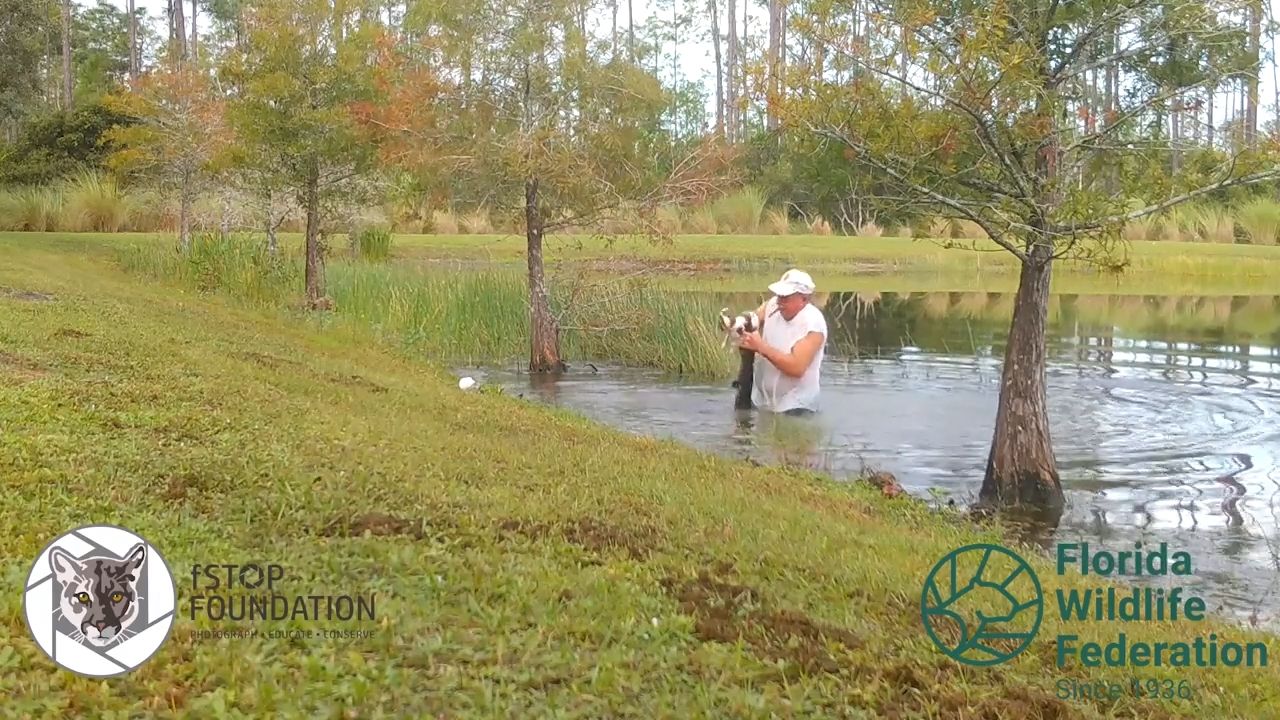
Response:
[[738, 330, 766, 354]]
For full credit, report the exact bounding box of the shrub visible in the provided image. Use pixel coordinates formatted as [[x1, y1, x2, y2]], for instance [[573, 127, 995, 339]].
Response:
[[1190, 204, 1236, 243], [654, 205, 683, 235], [0, 186, 62, 231], [686, 206, 718, 234], [954, 220, 987, 239], [1121, 216, 1157, 242], [355, 227, 393, 261], [711, 186, 767, 234], [431, 209, 459, 234], [461, 207, 493, 234], [62, 171, 131, 232], [764, 208, 790, 235], [1235, 198, 1280, 245], [857, 221, 884, 238]]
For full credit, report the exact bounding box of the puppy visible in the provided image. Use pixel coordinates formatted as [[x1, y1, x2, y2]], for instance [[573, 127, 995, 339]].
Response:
[[719, 308, 760, 410], [719, 307, 761, 348]]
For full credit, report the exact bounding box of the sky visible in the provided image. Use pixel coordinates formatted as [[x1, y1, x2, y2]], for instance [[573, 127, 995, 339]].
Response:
[[103, 0, 1280, 130]]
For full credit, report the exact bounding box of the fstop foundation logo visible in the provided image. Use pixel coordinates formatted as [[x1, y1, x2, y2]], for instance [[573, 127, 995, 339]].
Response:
[[22, 525, 177, 678]]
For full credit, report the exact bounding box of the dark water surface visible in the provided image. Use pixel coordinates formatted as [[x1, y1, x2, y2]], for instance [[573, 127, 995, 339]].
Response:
[[465, 291, 1280, 629]]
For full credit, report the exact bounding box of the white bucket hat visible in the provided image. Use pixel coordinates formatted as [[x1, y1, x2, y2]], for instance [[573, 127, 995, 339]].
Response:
[[768, 268, 816, 297]]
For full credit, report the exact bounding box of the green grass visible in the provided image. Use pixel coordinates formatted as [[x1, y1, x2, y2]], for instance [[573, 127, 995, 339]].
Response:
[[384, 231, 1280, 274], [15, 228, 1280, 278], [4, 235, 1280, 717]]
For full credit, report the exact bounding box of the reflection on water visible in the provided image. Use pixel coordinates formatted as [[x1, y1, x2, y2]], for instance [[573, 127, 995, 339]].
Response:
[[470, 291, 1280, 630]]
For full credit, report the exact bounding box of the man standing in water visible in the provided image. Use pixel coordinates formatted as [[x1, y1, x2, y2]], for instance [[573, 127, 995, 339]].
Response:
[[738, 269, 828, 415]]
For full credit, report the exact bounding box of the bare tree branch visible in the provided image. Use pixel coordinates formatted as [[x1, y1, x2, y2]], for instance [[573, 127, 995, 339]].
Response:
[[1064, 167, 1280, 233]]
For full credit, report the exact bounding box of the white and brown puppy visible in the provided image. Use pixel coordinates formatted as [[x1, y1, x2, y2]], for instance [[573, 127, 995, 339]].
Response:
[[719, 307, 761, 348]]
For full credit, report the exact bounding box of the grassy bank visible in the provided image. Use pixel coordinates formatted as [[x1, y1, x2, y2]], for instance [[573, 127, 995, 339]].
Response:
[[380, 232, 1280, 296], [3, 236, 1280, 717]]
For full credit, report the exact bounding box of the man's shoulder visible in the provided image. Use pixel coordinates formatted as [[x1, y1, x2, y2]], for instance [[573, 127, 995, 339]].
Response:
[[802, 303, 828, 333]]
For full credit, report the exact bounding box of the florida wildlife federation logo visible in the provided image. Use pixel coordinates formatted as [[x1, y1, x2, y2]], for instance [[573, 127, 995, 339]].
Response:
[[920, 543, 1044, 666], [22, 525, 177, 677]]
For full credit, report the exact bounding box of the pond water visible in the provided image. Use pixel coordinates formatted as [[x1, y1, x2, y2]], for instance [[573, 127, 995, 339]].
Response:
[[466, 290, 1280, 629]]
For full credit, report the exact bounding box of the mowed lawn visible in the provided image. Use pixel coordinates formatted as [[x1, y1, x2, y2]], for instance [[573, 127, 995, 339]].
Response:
[[29, 229, 1280, 295], [2, 235, 1280, 717]]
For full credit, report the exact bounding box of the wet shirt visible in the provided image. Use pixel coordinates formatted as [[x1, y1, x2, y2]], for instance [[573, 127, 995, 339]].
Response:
[[752, 296, 828, 413]]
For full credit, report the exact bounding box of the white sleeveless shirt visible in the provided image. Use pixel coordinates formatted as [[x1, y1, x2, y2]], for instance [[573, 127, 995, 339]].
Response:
[[751, 297, 828, 412]]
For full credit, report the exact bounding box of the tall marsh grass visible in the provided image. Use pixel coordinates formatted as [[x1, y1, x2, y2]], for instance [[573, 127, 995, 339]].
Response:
[[119, 232, 300, 307], [330, 265, 729, 374], [118, 237, 731, 376], [353, 227, 393, 261]]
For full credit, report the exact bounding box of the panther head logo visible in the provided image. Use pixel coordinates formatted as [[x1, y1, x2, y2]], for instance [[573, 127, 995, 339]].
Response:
[[49, 543, 146, 648]]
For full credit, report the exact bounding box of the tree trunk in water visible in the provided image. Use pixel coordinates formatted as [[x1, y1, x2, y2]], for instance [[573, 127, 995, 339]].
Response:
[[61, 0, 73, 110], [127, 0, 138, 83], [304, 167, 327, 309], [982, 70, 1064, 521], [525, 177, 563, 373], [709, 0, 724, 138], [980, 242, 1062, 517]]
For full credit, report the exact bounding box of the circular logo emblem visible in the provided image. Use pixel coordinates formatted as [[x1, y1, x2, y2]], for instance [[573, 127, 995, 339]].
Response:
[[22, 525, 177, 677], [920, 543, 1043, 666]]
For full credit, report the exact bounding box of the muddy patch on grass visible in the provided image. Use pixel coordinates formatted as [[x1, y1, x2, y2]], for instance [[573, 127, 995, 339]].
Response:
[[329, 373, 388, 393], [235, 351, 300, 369], [660, 569, 862, 679], [498, 517, 660, 561], [163, 475, 191, 502], [0, 351, 48, 381], [320, 512, 440, 540], [0, 286, 55, 302], [908, 684, 1077, 720], [574, 258, 729, 275]]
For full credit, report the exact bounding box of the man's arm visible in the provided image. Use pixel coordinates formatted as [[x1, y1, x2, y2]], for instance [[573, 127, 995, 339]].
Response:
[[742, 330, 824, 379]]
